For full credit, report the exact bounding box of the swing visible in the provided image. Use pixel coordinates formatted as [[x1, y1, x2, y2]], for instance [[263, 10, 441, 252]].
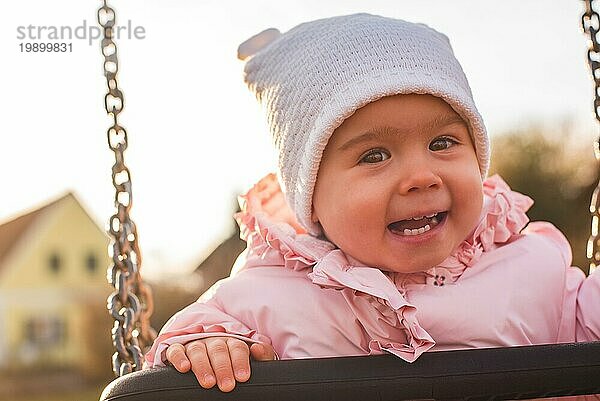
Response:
[[98, 1, 600, 400]]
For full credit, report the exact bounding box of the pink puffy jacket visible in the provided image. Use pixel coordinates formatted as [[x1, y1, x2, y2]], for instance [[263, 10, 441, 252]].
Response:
[[146, 174, 600, 367]]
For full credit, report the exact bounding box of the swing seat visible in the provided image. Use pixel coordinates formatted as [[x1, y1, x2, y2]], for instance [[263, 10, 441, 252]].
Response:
[[100, 341, 600, 401]]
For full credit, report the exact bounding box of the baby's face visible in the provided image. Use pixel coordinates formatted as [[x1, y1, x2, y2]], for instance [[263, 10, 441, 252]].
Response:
[[312, 94, 483, 273]]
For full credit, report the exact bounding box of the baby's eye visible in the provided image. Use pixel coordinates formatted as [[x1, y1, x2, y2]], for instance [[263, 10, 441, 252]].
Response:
[[429, 137, 458, 151], [359, 149, 390, 164]]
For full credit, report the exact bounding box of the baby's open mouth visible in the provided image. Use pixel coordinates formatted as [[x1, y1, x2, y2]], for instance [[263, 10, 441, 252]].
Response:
[[388, 211, 448, 236]]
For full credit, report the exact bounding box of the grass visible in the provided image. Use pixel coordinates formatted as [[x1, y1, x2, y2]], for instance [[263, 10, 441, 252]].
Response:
[[9, 387, 103, 401], [0, 368, 113, 401]]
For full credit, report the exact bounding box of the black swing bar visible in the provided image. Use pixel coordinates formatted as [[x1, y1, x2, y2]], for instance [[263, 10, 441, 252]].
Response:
[[100, 341, 600, 401]]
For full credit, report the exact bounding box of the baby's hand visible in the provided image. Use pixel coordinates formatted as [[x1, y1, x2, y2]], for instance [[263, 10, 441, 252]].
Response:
[[165, 337, 276, 392]]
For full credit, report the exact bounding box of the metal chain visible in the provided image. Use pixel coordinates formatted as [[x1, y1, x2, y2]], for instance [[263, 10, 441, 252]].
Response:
[[582, 0, 600, 275], [97, 1, 156, 376]]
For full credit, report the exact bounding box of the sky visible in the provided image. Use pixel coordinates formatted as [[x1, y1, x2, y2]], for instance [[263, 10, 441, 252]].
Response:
[[1, 0, 597, 279]]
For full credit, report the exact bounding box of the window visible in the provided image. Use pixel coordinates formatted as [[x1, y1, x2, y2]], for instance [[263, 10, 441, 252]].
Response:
[[86, 252, 98, 274], [48, 253, 61, 274], [24, 316, 66, 346]]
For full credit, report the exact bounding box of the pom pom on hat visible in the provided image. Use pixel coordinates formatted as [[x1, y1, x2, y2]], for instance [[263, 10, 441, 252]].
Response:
[[239, 13, 489, 236], [237, 28, 282, 61]]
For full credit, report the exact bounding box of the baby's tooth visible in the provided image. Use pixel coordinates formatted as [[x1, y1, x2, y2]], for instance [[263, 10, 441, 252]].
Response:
[[426, 213, 436, 218], [400, 223, 432, 236], [412, 216, 424, 221]]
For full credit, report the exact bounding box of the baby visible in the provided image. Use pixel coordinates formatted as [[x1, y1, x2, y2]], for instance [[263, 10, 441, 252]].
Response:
[[145, 14, 600, 392]]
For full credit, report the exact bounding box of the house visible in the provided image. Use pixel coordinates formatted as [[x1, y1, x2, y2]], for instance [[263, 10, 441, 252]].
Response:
[[0, 192, 112, 375]]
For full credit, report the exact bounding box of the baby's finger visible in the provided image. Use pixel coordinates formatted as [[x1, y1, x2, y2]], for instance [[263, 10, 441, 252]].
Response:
[[250, 342, 276, 361], [184, 341, 217, 389], [226, 338, 251, 382], [165, 343, 191, 372], [206, 338, 236, 392]]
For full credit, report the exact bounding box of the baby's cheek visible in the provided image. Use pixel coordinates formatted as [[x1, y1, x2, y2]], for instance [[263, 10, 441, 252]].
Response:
[[461, 181, 484, 232], [320, 211, 372, 258]]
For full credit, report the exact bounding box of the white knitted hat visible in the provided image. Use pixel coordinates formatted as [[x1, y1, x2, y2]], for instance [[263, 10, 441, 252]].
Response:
[[238, 13, 489, 235]]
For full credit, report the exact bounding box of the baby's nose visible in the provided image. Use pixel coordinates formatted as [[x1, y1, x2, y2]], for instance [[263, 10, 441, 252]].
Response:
[[397, 168, 442, 194]]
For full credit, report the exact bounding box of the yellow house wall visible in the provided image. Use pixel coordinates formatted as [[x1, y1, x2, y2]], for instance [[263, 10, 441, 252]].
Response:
[[0, 195, 112, 371]]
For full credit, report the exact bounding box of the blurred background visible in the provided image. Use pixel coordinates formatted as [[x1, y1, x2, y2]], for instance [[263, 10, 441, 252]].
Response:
[[0, 0, 598, 400]]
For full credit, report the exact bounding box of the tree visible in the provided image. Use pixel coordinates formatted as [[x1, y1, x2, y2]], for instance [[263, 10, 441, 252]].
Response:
[[489, 122, 598, 273]]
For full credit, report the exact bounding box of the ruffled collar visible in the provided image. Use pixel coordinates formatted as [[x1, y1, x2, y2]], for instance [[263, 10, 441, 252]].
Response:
[[234, 173, 533, 361]]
